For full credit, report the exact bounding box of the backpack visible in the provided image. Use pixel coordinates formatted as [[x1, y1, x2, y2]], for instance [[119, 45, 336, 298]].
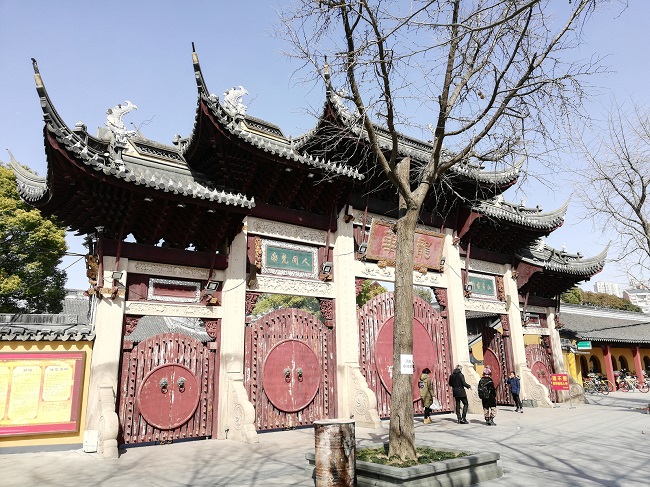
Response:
[[478, 380, 490, 400]]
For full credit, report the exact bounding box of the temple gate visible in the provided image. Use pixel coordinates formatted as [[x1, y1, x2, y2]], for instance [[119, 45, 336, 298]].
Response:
[[244, 308, 336, 430], [357, 292, 453, 417], [117, 325, 219, 445], [526, 341, 555, 397], [482, 318, 515, 405]]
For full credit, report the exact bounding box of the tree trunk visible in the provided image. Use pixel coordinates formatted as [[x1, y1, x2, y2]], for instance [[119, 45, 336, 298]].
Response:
[[388, 159, 418, 460]]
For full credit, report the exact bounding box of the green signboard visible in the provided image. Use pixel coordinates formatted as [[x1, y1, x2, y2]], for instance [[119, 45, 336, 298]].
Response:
[[576, 341, 592, 350], [265, 245, 314, 272], [467, 274, 496, 297]]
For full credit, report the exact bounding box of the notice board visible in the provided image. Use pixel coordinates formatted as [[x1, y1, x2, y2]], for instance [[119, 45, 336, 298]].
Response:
[[0, 352, 85, 436]]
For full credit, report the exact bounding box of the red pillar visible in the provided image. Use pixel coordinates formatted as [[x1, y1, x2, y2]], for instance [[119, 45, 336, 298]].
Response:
[[632, 345, 644, 385], [602, 344, 616, 388]]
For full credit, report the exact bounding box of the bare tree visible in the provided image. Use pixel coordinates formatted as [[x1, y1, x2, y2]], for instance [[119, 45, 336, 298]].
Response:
[[278, 0, 607, 459], [574, 103, 650, 280]]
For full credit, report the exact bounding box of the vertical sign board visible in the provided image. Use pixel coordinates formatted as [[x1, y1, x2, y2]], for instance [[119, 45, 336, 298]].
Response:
[[0, 352, 85, 436], [550, 373, 570, 391]]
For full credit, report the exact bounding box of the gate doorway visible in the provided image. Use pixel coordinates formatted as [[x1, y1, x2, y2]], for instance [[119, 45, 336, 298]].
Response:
[[357, 292, 453, 417], [482, 317, 516, 405], [245, 308, 336, 430], [117, 317, 219, 445], [526, 341, 554, 397]]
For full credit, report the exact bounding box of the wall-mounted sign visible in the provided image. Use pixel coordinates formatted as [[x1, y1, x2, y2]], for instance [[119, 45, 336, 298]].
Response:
[[400, 354, 414, 375], [261, 239, 318, 279], [366, 220, 444, 270], [468, 273, 497, 298], [0, 352, 85, 436], [576, 341, 592, 351]]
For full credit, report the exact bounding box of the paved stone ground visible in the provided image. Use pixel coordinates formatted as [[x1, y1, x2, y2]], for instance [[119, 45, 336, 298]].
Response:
[[1, 391, 649, 486]]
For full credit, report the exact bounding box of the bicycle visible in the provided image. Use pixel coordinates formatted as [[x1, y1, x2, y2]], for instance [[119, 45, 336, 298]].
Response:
[[618, 376, 649, 393], [583, 377, 609, 395]]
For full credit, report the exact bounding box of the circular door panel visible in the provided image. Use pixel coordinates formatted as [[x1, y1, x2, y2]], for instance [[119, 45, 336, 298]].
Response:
[[262, 339, 320, 413], [482, 349, 502, 388], [375, 317, 437, 401], [530, 361, 551, 392], [137, 363, 200, 430]]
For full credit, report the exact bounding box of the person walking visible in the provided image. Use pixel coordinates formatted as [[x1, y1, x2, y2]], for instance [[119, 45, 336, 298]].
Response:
[[448, 365, 471, 424], [507, 371, 523, 413], [419, 368, 435, 424], [478, 367, 497, 425]]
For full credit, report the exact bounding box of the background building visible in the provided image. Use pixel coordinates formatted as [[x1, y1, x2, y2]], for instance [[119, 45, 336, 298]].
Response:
[[594, 281, 621, 297]]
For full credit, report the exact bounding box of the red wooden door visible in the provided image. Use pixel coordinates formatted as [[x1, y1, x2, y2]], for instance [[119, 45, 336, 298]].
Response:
[[482, 322, 515, 405], [245, 308, 335, 430], [358, 292, 453, 417], [118, 332, 218, 444], [526, 343, 554, 397]]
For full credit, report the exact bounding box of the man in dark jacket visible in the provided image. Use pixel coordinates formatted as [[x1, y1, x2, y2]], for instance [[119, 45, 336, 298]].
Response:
[[506, 371, 523, 413], [448, 365, 471, 424]]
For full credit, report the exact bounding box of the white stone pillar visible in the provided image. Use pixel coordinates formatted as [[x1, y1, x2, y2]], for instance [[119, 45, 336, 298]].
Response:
[[217, 224, 256, 442], [85, 255, 127, 458]]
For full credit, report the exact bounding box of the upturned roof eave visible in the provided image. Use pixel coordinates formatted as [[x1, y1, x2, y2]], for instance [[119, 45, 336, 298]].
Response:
[[517, 243, 608, 277], [26, 58, 255, 210], [184, 49, 363, 182], [472, 197, 569, 231], [317, 77, 521, 188]]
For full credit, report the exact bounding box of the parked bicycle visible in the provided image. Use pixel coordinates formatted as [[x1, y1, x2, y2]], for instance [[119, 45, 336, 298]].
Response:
[[583, 377, 610, 395], [618, 375, 649, 393]]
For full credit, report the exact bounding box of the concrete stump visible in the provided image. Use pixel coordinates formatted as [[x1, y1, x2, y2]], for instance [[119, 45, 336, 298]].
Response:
[[314, 419, 356, 486]]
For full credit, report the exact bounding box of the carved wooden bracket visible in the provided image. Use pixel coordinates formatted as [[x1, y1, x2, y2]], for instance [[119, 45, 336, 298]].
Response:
[[319, 298, 335, 328]]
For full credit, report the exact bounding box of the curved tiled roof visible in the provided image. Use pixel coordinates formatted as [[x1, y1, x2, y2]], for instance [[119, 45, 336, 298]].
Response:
[[184, 48, 364, 181], [12, 59, 255, 210], [295, 75, 522, 187], [472, 197, 569, 231], [517, 240, 608, 277], [561, 304, 650, 344]]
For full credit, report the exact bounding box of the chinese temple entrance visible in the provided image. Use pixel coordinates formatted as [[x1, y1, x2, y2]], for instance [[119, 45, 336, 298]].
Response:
[[118, 330, 219, 445], [357, 292, 453, 417], [482, 319, 515, 405], [526, 342, 555, 397], [244, 308, 336, 430]]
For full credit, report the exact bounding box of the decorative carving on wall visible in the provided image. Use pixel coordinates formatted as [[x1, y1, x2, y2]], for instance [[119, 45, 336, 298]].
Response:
[[248, 218, 327, 245], [245, 292, 261, 315], [511, 270, 519, 280], [461, 259, 504, 275], [254, 237, 262, 269], [319, 299, 335, 328], [500, 314, 510, 337], [521, 367, 552, 407], [355, 262, 441, 286], [527, 305, 548, 314], [226, 376, 258, 444], [464, 299, 508, 313], [124, 316, 140, 336], [204, 320, 220, 339], [250, 275, 334, 298], [496, 276, 505, 301], [125, 301, 221, 318], [355, 278, 364, 296], [97, 385, 120, 458], [433, 287, 448, 308], [131, 261, 210, 280], [147, 278, 201, 303], [348, 365, 381, 428]]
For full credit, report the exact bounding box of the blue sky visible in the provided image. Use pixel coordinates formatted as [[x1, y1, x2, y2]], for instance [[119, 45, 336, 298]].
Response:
[[2, 1, 649, 293]]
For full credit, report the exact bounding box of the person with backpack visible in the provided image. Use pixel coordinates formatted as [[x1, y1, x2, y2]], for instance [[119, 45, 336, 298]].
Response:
[[478, 367, 497, 425], [448, 365, 471, 424], [506, 371, 523, 413], [418, 368, 435, 424]]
